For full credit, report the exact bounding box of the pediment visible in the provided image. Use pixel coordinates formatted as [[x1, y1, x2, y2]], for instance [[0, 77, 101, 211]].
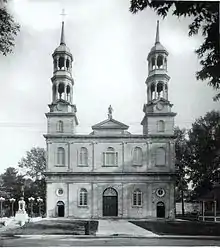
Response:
[[92, 118, 129, 130]]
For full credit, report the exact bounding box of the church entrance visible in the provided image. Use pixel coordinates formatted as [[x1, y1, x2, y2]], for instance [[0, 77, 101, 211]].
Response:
[[57, 201, 65, 217], [156, 202, 165, 218], [103, 187, 118, 217]]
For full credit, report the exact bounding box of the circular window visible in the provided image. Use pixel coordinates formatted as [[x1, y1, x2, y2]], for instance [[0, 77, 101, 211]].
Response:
[[156, 188, 165, 197], [56, 188, 64, 196]]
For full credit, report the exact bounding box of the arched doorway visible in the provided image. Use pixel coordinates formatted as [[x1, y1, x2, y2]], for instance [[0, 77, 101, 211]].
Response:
[[103, 187, 118, 217], [156, 202, 165, 218], [57, 201, 65, 217]]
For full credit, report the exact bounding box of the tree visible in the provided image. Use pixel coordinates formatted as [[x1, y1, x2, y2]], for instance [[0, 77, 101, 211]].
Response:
[[0, 0, 20, 55], [130, 1, 220, 101], [174, 127, 190, 215], [187, 110, 220, 198], [18, 147, 46, 179]]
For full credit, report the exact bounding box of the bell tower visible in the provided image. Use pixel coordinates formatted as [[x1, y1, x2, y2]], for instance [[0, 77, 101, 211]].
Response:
[[46, 20, 78, 134], [141, 21, 176, 135]]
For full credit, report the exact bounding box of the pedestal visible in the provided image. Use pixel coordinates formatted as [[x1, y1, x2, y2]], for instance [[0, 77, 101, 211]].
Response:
[[15, 210, 29, 226]]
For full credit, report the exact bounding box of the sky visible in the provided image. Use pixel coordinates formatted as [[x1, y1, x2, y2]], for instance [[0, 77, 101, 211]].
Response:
[[0, 0, 219, 174]]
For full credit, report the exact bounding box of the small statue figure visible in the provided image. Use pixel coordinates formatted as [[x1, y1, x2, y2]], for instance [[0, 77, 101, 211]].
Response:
[[108, 105, 113, 119], [18, 197, 26, 212]]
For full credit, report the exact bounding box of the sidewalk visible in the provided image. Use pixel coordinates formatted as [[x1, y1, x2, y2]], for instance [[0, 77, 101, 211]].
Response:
[[96, 219, 159, 237]]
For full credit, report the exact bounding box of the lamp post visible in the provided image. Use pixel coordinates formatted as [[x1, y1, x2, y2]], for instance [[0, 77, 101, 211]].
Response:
[[0, 197, 5, 218], [37, 197, 43, 217], [28, 197, 35, 218], [9, 198, 16, 217]]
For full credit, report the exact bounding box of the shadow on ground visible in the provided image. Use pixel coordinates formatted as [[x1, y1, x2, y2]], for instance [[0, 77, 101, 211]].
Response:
[[0, 219, 98, 236]]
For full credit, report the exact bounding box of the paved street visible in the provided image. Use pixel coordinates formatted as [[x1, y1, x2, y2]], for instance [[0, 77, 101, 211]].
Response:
[[1, 236, 220, 246]]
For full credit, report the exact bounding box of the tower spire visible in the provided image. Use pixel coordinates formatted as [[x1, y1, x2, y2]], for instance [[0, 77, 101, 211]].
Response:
[[155, 20, 160, 44], [60, 9, 66, 45], [60, 21, 65, 45]]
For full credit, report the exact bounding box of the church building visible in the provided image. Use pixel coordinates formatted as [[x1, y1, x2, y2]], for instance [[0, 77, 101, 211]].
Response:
[[44, 20, 177, 219]]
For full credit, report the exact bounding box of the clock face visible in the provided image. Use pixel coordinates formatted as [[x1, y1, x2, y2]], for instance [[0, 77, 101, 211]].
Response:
[[156, 103, 163, 111]]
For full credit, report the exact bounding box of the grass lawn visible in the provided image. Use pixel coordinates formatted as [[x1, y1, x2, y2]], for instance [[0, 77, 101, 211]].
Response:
[[1, 219, 98, 236], [131, 220, 220, 236]]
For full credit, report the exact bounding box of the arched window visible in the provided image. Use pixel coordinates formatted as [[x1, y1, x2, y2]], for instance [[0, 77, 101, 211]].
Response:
[[157, 55, 163, 69], [58, 56, 65, 70], [155, 147, 166, 166], [57, 147, 65, 166], [157, 82, 164, 98], [78, 147, 88, 166], [133, 189, 142, 206], [103, 147, 118, 166], [157, 120, 165, 132], [79, 188, 88, 206], [58, 83, 65, 99], [133, 147, 143, 165], [57, 120, 63, 133]]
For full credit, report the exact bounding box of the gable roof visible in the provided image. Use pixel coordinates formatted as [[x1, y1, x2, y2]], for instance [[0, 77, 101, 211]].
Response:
[[92, 118, 129, 130]]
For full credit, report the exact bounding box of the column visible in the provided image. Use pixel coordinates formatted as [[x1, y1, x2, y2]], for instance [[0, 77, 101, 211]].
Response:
[[56, 83, 59, 100], [122, 142, 125, 172], [64, 84, 67, 101], [56, 57, 59, 70], [155, 54, 158, 69], [202, 201, 205, 221], [67, 183, 69, 216], [68, 143, 70, 171], [162, 83, 165, 99], [92, 142, 95, 172], [155, 81, 158, 99], [214, 200, 217, 221]]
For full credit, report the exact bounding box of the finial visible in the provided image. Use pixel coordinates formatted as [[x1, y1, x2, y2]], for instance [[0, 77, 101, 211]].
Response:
[[60, 9, 66, 45], [108, 105, 113, 119], [155, 20, 160, 44]]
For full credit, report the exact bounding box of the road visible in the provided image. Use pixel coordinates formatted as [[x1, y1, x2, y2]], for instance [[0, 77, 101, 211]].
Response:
[[1, 236, 220, 246]]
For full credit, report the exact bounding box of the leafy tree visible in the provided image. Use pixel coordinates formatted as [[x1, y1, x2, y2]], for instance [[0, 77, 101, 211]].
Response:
[[0, 0, 20, 55], [18, 147, 46, 179], [187, 110, 220, 198], [130, 1, 220, 101], [174, 127, 190, 215]]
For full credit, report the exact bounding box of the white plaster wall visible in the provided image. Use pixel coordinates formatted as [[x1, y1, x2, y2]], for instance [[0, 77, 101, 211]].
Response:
[[47, 182, 68, 217]]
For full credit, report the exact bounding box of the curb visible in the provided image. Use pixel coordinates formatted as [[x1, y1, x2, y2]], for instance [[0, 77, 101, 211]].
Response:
[[2, 234, 220, 240]]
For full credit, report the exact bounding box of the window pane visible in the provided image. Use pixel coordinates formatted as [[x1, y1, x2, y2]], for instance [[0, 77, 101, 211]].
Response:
[[138, 193, 142, 206], [133, 194, 137, 205]]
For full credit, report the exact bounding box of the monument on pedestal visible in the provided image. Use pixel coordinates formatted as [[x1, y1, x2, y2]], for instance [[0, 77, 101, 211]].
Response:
[[15, 186, 29, 225]]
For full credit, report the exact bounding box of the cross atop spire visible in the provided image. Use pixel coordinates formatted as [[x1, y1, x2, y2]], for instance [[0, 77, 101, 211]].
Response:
[[155, 20, 160, 44], [60, 9, 66, 45]]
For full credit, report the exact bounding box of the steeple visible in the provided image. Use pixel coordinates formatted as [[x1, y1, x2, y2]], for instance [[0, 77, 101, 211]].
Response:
[[155, 20, 160, 44], [141, 21, 176, 135], [60, 21, 65, 45]]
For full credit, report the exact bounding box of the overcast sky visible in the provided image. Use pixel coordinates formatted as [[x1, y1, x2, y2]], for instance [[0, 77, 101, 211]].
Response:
[[0, 0, 219, 174]]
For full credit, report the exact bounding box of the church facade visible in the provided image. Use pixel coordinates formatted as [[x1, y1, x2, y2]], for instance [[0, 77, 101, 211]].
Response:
[[44, 21, 177, 219]]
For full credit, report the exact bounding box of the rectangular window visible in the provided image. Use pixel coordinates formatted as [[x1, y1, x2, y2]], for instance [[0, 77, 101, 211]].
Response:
[[103, 152, 118, 166]]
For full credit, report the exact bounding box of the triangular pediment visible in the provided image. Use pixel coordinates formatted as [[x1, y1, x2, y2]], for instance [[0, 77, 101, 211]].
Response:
[[92, 118, 129, 130]]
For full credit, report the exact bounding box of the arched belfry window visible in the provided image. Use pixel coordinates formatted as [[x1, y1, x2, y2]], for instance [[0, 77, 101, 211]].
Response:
[[151, 57, 156, 70], [133, 189, 142, 207], [157, 120, 165, 132], [157, 82, 164, 98], [58, 83, 65, 100], [155, 147, 166, 166], [58, 56, 65, 70], [103, 147, 118, 166], [157, 55, 163, 69], [57, 120, 64, 133], [79, 188, 88, 206], [57, 147, 65, 166], [78, 147, 88, 166], [151, 83, 156, 100], [133, 147, 143, 166]]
